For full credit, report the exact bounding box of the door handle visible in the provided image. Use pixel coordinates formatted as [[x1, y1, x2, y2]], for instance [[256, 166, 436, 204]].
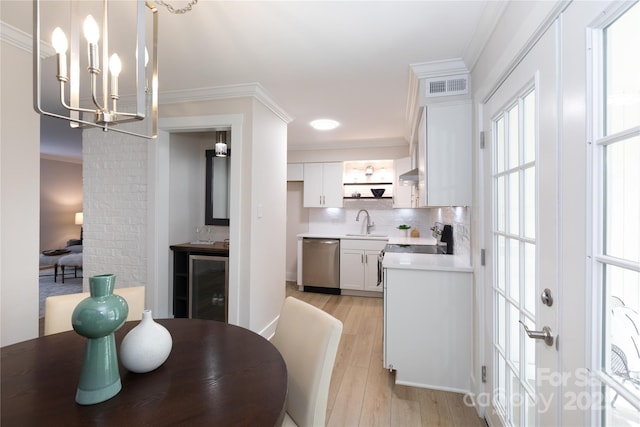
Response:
[[519, 321, 554, 347]]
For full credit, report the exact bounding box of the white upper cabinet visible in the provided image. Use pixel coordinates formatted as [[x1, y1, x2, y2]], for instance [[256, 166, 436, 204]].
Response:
[[287, 163, 304, 181], [417, 101, 472, 207], [303, 162, 343, 208]]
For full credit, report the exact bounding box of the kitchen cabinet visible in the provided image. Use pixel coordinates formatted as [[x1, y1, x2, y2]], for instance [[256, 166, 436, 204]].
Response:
[[383, 267, 472, 392], [417, 101, 472, 207], [287, 163, 304, 181], [393, 156, 414, 208], [303, 162, 343, 208], [340, 239, 386, 293]]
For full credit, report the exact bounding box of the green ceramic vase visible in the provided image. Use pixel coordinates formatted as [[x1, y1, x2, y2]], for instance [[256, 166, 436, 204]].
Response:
[[71, 274, 129, 405]]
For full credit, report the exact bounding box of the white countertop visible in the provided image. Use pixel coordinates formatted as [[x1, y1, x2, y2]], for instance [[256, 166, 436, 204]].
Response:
[[297, 232, 389, 241], [382, 252, 473, 272], [298, 233, 472, 272]]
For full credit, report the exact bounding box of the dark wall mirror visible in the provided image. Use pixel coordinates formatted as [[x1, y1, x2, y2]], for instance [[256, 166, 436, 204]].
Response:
[[205, 131, 230, 226]]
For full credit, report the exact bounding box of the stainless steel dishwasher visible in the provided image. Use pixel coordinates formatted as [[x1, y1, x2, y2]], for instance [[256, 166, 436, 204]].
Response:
[[302, 238, 340, 293]]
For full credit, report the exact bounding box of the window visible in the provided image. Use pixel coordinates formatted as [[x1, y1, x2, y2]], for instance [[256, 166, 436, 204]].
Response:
[[593, 2, 640, 424]]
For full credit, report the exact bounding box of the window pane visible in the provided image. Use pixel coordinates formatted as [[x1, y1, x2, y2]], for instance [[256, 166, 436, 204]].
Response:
[[524, 166, 536, 239], [509, 172, 520, 235], [607, 266, 640, 403], [508, 105, 520, 169], [497, 175, 506, 232], [605, 136, 640, 263], [605, 3, 640, 135], [497, 117, 506, 173], [509, 238, 520, 303], [524, 242, 536, 314], [497, 235, 506, 291], [509, 302, 521, 369], [498, 293, 506, 351], [523, 91, 536, 163]]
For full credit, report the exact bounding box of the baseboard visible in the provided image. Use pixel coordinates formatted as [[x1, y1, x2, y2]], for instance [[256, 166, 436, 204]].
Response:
[[258, 314, 279, 340], [285, 270, 297, 282]]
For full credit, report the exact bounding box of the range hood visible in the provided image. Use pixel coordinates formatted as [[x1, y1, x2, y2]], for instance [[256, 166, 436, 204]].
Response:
[[399, 168, 419, 182]]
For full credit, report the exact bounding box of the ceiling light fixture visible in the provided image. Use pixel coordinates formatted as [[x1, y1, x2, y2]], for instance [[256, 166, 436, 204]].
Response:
[[215, 131, 228, 157], [310, 119, 340, 131], [34, 0, 159, 139]]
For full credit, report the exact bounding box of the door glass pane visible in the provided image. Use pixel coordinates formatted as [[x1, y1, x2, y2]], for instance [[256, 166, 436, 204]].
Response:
[[498, 293, 506, 350], [598, 3, 640, 423], [524, 166, 536, 239], [605, 136, 640, 263], [509, 172, 520, 235], [523, 91, 536, 164], [508, 104, 520, 169], [497, 235, 506, 291], [605, 4, 640, 135], [509, 302, 521, 369], [497, 117, 506, 173], [524, 242, 536, 314], [510, 239, 520, 302], [497, 175, 506, 232], [492, 87, 536, 426]]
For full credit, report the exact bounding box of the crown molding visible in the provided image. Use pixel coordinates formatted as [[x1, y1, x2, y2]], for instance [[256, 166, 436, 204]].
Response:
[[410, 58, 469, 80], [1, 21, 55, 57], [159, 82, 293, 124], [288, 136, 407, 152]]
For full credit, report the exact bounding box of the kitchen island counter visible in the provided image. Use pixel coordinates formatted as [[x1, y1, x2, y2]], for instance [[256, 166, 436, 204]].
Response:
[[382, 252, 472, 272]]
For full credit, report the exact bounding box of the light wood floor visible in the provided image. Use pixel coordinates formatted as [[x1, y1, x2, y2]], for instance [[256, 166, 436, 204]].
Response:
[[286, 282, 487, 427]]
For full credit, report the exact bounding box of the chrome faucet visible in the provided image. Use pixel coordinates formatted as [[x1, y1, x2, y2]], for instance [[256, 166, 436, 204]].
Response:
[[356, 209, 375, 234]]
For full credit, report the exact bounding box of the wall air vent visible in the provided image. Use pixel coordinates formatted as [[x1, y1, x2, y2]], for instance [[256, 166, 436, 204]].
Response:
[[425, 75, 469, 98]]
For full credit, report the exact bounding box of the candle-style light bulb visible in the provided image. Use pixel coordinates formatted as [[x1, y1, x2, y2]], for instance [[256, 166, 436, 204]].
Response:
[[145, 47, 149, 67], [83, 15, 100, 44], [83, 15, 100, 74], [109, 53, 121, 102], [109, 54, 121, 77], [52, 27, 68, 82], [52, 27, 68, 54]]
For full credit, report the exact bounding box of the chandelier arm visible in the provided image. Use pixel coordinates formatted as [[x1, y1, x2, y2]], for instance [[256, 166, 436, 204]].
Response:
[[58, 81, 99, 115], [90, 73, 106, 113]]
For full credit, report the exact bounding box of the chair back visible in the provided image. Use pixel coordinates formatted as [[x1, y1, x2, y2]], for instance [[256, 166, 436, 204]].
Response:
[[271, 297, 343, 427], [44, 286, 146, 336]]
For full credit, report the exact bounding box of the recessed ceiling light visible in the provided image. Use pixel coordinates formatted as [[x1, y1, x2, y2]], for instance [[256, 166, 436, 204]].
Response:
[[310, 119, 340, 130]]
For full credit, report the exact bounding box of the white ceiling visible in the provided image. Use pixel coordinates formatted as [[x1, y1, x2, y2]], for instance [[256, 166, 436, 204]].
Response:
[[5, 0, 505, 161]]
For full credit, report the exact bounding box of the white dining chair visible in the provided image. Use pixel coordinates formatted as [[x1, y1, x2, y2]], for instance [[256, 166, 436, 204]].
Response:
[[271, 296, 343, 427], [44, 286, 146, 336]]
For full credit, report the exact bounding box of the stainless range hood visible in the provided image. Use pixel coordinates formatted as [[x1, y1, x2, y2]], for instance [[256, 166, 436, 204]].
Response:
[[398, 168, 419, 183]]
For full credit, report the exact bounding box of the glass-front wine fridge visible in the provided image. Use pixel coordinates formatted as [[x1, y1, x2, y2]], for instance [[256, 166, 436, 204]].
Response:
[[189, 255, 228, 322]]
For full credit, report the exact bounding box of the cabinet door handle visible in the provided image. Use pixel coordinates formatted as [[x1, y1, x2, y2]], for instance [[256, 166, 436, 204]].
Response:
[[319, 195, 322, 205], [361, 254, 364, 264]]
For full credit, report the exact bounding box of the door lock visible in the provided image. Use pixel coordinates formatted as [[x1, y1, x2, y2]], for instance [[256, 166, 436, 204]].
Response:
[[519, 321, 554, 347], [541, 288, 553, 307]]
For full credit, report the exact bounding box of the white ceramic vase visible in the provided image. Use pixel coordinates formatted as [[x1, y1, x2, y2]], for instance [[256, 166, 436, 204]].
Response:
[[119, 309, 173, 373]]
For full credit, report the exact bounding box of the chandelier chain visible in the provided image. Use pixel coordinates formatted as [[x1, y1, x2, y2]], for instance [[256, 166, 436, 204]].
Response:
[[154, 0, 198, 14]]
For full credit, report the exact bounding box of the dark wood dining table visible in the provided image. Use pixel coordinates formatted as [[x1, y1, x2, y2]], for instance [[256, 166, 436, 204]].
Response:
[[1, 319, 287, 426]]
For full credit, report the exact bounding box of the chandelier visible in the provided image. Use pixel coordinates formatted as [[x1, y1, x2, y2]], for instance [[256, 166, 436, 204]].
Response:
[[33, 0, 165, 139]]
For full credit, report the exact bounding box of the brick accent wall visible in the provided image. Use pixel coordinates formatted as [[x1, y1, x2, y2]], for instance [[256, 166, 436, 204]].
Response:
[[82, 127, 148, 288]]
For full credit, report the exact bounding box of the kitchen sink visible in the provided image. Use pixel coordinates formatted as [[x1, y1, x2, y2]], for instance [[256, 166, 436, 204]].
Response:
[[345, 234, 388, 238]]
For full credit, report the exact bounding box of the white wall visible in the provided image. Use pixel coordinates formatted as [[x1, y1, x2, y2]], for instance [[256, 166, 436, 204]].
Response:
[[248, 99, 287, 335], [157, 95, 288, 337], [1, 24, 41, 345], [40, 157, 83, 251]]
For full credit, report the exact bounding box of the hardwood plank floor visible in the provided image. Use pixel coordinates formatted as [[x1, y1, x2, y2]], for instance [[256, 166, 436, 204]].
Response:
[[286, 282, 486, 427]]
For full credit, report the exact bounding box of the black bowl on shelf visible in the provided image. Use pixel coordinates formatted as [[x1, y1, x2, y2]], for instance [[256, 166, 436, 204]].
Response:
[[371, 188, 385, 198]]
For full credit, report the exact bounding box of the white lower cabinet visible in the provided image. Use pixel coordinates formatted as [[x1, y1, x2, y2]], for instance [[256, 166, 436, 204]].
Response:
[[384, 267, 472, 392], [340, 239, 386, 293]]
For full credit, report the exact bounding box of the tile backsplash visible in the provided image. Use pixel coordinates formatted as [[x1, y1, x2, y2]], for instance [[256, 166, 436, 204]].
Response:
[[308, 201, 470, 259]]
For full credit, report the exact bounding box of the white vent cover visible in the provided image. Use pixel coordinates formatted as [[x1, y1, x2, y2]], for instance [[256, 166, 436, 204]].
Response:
[[425, 75, 469, 98]]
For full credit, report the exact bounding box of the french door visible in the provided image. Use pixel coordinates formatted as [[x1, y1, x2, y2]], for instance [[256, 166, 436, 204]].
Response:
[[482, 20, 560, 427]]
